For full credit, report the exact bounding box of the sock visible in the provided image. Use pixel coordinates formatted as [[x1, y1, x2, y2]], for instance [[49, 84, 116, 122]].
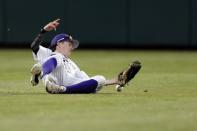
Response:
[[64, 79, 98, 94]]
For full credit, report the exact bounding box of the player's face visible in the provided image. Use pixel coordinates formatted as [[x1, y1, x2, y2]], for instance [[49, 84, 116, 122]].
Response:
[[57, 41, 73, 57]]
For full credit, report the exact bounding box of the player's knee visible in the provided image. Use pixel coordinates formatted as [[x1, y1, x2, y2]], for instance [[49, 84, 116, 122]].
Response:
[[44, 75, 58, 87], [91, 75, 106, 89]]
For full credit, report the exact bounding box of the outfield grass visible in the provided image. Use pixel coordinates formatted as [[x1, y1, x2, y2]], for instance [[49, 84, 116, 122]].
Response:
[[0, 49, 197, 131]]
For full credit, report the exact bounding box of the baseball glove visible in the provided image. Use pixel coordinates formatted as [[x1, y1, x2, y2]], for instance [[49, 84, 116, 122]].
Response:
[[118, 60, 141, 87]]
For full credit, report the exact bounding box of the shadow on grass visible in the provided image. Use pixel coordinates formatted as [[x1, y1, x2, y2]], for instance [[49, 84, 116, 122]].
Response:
[[0, 92, 47, 96]]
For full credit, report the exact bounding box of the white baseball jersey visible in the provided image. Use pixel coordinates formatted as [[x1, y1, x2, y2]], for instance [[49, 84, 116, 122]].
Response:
[[32, 45, 90, 86], [45, 52, 90, 86], [32, 45, 52, 64]]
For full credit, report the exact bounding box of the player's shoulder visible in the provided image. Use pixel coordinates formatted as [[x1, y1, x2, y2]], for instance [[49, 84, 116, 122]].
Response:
[[43, 52, 64, 66], [49, 52, 65, 62], [51, 52, 63, 57], [38, 45, 52, 55], [39, 45, 47, 50]]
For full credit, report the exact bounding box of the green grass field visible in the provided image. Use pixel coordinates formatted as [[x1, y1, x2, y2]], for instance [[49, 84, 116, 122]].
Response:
[[0, 49, 197, 131]]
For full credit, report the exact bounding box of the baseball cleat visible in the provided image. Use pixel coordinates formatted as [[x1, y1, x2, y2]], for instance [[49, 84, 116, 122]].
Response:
[[30, 63, 42, 86], [45, 76, 66, 94], [118, 60, 141, 87]]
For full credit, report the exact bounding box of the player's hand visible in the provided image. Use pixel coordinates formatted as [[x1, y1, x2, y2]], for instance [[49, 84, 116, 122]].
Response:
[[43, 19, 60, 32]]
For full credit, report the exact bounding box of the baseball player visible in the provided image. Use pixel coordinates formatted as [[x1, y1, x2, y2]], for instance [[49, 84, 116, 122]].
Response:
[[30, 19, 141, 94]]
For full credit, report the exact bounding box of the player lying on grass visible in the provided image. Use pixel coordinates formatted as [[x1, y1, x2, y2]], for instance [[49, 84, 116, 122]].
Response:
[[30, 19, 141, 94]]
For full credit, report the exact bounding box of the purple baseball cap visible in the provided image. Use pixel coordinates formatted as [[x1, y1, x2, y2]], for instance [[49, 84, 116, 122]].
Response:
[[50, 33, 79, 49]]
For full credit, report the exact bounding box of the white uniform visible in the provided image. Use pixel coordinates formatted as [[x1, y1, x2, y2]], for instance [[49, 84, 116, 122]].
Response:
[[32, 45, 52, 64], [32, 46, 106, 88]]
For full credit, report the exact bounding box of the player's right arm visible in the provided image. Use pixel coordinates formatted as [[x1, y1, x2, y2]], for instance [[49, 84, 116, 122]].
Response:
[[31, 19, 60, 55]]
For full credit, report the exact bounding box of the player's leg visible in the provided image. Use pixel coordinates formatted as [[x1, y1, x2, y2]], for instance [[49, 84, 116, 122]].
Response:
[[45, 75, 99, 94], [45, 75, 66, 94], [45, 75, 110, 94], [30, 46, 52, 86], [30, 63, 42, 86], [44, 75, 136, 94], [30, 56, 57, 86], [63, 79, 98, 94]]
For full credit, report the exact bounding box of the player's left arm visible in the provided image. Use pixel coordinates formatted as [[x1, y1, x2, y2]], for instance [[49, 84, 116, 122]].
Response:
[[31, 19, 60, 55]]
